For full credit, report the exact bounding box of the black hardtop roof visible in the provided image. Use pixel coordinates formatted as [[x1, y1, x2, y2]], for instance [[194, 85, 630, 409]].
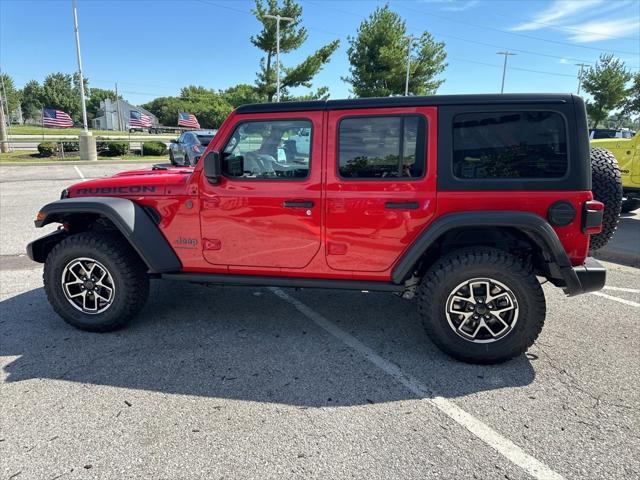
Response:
[[235, 93, 576, 114]]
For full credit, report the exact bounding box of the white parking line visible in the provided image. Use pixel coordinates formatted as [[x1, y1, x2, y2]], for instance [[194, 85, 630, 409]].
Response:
[[591, 291, 640, 308], [603, 286, 640, 294], [270, 287, 564, 480], [73, 165, 86, 180]]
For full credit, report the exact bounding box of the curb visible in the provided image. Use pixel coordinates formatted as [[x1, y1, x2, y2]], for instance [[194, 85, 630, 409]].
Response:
[[0, 160, 160, 167]]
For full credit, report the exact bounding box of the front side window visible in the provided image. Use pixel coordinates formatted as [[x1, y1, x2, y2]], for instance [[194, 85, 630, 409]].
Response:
[[452, 111, 568, 179], [338, 115, 426, 179], [222, 120, 311, 179]]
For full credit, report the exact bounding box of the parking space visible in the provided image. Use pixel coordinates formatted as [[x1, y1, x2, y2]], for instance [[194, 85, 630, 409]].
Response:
[[1, 163, 639, 479]]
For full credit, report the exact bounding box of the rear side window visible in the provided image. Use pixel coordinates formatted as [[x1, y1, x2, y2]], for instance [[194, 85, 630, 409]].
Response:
[[338, 115, 427, 179], [452, 111, 568, 179]]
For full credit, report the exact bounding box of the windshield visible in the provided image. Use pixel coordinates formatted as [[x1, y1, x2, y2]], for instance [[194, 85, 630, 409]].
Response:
[[196, 135, 215, 146]]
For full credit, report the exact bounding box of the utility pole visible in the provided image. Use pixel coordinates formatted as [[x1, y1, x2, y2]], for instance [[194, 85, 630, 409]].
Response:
[[404, 35, 415, 96], [115, 82, 122, 131], [497, 51, 516, 94], [575, 63, 588, 95], [0, 71, 12, 152], [0, 93, 8, 154], [264, 14, 294, 102], [71, 0, 96, 159]]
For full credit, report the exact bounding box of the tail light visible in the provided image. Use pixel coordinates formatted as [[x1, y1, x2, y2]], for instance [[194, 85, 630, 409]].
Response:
[[192, 145, 202, 153], [583, 200, 604, 234]]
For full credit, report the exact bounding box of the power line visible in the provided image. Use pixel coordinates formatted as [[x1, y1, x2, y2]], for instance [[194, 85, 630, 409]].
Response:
[[397, 3, 640, 56]]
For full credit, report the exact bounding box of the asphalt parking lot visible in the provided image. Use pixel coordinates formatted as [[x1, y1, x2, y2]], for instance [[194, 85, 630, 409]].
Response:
[[1, 163, 639, 480]]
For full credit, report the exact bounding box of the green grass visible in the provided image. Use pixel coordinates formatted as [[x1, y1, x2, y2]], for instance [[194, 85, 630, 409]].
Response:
[[7, 125, 177, 137], [0, 150, 169, 163]]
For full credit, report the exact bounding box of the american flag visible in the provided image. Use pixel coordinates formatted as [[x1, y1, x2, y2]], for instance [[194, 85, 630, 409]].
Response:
[[178, 112, 200, 129], [42, 108, 73, 128], [130, 110, 152, 128]]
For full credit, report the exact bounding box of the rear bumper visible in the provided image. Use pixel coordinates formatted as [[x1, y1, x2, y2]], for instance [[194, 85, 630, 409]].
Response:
[[562, 257, 606, 296]]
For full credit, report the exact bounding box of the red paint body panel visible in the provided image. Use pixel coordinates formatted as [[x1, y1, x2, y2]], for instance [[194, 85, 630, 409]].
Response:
[[61, 105, 594, 278]]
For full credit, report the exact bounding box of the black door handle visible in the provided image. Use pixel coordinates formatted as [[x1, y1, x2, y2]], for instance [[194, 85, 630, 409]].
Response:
[[284, 200, 314, 208], [385, 201, 419, 209]]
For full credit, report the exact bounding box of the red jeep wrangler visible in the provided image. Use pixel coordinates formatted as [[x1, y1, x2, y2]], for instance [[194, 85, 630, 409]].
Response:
[[28, 94, 614, 364]]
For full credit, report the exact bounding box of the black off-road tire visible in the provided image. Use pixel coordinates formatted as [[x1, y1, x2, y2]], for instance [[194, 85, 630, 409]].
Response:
[[43, 232, 149, 332], [621, 197, 640, 213], [589, 147, 622, 251], [417, 248, 545, 364]]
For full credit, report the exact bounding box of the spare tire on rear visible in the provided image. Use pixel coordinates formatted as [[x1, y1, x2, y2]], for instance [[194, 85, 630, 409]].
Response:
[[589, 147, 623, 251]]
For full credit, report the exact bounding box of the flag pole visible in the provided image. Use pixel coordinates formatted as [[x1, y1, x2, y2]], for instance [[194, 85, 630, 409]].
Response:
[[41, 106, 45, 142]]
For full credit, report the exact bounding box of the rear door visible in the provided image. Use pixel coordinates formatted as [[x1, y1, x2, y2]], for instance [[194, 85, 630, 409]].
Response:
[[199, 112, 322, 269], [324, 107, 437, 272]]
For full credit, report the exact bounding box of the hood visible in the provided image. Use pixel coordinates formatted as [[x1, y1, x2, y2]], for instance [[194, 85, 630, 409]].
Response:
[[67, 165, 194, 198]]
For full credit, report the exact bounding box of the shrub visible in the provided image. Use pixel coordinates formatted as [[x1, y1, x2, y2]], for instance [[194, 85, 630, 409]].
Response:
[[61, 141, 79, 152], [142, 141, 167, 156], [37, 142, 57, 157], [100, 141, 128, 157]]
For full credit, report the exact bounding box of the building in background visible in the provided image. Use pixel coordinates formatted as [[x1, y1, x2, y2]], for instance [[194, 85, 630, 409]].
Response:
[[91, 98, 157, 130]]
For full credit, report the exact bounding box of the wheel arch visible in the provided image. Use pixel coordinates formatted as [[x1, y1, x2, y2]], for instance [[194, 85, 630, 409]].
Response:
[[392, 211, 580, 292], [28, 197, 181, 273]]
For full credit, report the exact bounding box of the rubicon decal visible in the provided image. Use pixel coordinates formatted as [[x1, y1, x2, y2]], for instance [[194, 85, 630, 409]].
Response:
[[75, 186, 157, 195]]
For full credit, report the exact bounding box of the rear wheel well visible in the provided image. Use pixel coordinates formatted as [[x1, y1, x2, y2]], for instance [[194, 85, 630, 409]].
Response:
[[408, 226, 553, 281]]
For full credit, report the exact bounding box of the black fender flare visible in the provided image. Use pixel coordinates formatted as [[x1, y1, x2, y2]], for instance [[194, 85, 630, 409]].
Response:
[[28, 197, 181, 273], [391, 211, 582, 294]]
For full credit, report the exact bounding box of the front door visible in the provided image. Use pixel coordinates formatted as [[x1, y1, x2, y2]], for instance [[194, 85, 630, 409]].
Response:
[[199, 113, 322, 269], [324, 107, 438, 272]]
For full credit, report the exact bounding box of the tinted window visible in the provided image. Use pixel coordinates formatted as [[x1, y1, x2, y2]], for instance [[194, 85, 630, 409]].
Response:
[[453, 111, 568, 179], [338, 116, 426, 179], [222, 120, 311, 179], [196, 134, 214, 146]]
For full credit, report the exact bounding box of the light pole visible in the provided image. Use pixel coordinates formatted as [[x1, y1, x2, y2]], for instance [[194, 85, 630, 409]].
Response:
[[497, 51, 516, 94], [575, 63, 588, 95], [404, 35, 415, 96], [264, 14, 294, 102], [72, 0, 96, 160]]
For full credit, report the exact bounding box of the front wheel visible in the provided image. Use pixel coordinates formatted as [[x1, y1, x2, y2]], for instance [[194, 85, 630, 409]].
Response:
[[417, 248, 545, 364], [43, 232, 149, 332]]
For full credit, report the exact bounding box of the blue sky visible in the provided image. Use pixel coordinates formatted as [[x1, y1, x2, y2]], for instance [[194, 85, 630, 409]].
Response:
[[1, 0, 638, 106]]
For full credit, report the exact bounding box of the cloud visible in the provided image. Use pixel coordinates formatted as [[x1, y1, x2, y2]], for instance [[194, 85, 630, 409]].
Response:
[[565, 18, 640, 42], [558, 58, 569, 64], [511, 0, 604, 31], [441, 0, 480, 12], [423, 0, 480, 11]]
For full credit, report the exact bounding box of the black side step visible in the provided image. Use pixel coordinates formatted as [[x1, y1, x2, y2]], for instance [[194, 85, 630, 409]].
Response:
[[160, 273, 404, 292]]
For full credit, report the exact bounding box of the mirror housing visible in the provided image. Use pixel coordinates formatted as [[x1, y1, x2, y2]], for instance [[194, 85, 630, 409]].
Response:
[[203, 151, 222, 183]]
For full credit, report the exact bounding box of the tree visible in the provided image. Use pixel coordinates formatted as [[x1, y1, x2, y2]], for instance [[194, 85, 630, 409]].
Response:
[[0, 74, 22, 117], [87, 88, 120, 119], [142, 86, 233, 128], [623, 72, 640, 117], [222, 84, 263, 107], [582, 54, 632, 128], [21, 80, 44, 123], [41, 72, 88, 122], [251, 0, 339, 101], [344, 6, 447, 97]]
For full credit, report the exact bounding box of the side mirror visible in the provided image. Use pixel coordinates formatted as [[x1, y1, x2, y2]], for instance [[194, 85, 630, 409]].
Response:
[[203, 151, 222, 183], [171, 139, 179, 144]]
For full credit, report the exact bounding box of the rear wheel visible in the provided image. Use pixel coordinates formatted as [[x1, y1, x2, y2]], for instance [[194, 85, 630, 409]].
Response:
[[417, 248, 545, 364], [589, 147, 623, 251], [44, 232, 149, 332]]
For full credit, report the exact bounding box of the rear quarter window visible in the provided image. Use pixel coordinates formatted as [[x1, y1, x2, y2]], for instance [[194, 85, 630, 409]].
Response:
[[452, 111, 568, 179]]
